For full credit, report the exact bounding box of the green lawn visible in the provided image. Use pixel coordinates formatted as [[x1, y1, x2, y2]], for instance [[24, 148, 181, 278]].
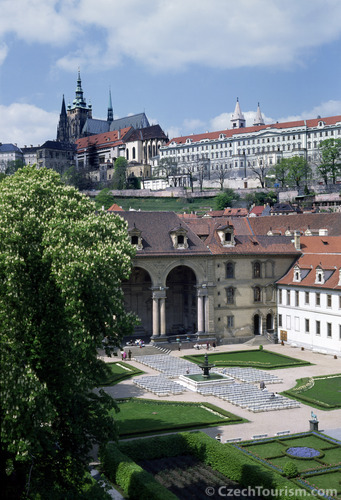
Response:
[[237, 432, 341, 475], [183, 349, 311, 369], [302, 471, 341, 498], [113, 196, 216, 213], [283, 374, 341, 410], [95, 362, 144, 386], [111, 398, 245, 437]]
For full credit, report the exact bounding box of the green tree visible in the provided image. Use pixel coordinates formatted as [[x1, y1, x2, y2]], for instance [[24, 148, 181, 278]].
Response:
[[5, 159, 24, 175], [269, 158, 291, 187], [287, 156, 311, 189], [0, 166, 136, 498], [214, 189, 240, 210], [317, 138, 341, 185], [95, 188, 116, 210], [112, 157, 127, 189]]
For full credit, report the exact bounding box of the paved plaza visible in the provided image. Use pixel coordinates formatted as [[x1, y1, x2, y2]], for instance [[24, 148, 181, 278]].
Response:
[[101, 343, 341, 443]]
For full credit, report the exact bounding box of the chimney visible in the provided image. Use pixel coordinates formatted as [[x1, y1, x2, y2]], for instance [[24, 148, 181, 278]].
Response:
[[294, 231, 300, 250]]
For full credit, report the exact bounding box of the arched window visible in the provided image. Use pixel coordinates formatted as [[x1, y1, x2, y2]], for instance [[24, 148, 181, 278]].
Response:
[[254, 286, 261, 302], [132, 147, 136, 159], [226, 262, 234, 279], [126, 149, 129, 160], [253, 262, 261, 278]]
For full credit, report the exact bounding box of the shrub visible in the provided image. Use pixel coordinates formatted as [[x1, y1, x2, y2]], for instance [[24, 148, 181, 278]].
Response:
[[283, 461, 298, 478], [100, 443, 177, 500], [259, 345, 263, 351]]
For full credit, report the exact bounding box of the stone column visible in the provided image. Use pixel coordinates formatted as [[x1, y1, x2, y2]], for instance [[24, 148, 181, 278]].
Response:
[[152, 294, 159, 337], [151, 287, 168, 337], [197, 295, 204, 334], [160, 297, 166, 336]]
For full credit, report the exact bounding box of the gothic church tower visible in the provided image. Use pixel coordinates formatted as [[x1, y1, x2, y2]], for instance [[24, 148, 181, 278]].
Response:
[[57, 70, 92, 143]]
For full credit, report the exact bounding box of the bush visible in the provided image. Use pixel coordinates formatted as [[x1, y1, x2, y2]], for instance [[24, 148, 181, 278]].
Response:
[[100, 443, 177, 500], [283, 461, 298, 478], [259, 345, 263, 351]]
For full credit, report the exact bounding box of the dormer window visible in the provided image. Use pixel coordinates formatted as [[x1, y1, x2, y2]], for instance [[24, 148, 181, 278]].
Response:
[[318, 120, 325, 128], [128, 225, 143, 250], [293, 265, 301, 282], [315, 267, 325, 284], [338, 269, 341, 286], [217, 224, 235, 247], [170, 226, 188, 249]]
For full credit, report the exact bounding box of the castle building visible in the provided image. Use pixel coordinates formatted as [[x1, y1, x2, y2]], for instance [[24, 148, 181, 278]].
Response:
[[158, 100, 341, 189], [56, 71, 151, 144]]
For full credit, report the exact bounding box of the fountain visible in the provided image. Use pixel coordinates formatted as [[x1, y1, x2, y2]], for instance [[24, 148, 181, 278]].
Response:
[[199, 353, 215, 378], [178, 353, 234, 392]]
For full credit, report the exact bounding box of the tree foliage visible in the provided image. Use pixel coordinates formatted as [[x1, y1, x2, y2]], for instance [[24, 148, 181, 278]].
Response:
[[286, 156, 311, 188], [214, 189, 240, 210], [95, 188, 116, 210], [112, 157, 128, 190], [317, 138, 341, 185], [269, 159, 291, 188], [0, 166, 136, 498]]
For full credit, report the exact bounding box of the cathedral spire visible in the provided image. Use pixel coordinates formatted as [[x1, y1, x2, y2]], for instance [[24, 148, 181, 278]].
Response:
[[56, 94, 69, 142], [107, 87, 113, 123], [71, 69, 87, 109], [253, 102, 265, 126], [231, 98, 246, 129]]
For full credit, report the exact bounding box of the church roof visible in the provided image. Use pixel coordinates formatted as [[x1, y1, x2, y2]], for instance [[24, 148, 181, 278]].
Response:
[[81, 113, 150, 137], [0, 143, 22, 152], [126, 124, 168, 142]]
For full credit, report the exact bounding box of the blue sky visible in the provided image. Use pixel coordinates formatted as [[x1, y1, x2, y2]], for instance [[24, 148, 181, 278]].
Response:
[[0, 0, 341, 147]]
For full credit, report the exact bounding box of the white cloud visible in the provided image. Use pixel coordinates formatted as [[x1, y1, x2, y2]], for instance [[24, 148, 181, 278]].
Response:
[[0, 104, 58, 147], [278, 100, 341, 123], [1, 0, 341, 71]]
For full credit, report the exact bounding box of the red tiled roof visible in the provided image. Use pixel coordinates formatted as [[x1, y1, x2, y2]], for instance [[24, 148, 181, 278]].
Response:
[[277, 236, 341, 289], [76, 127, 132, 152], [249, 206, 265, 216], [107, 203, 124, 212], [166, 115, 341, 145]]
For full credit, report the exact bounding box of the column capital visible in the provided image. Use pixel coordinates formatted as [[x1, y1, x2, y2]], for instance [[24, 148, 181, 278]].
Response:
[[151, 286, 168, 299]]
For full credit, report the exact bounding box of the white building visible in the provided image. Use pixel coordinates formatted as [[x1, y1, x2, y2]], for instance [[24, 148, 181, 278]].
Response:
[[277, 235, 341, 355], [158, 100, 341, 189]]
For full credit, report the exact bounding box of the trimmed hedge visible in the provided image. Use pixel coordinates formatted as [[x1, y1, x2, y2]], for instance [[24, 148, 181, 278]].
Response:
[[100, 443, 178, 500], [115, 432, 315, 500]]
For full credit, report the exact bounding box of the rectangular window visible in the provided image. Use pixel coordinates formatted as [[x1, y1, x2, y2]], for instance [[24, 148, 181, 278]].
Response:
[[227, 316, 234, 328], [286, 315, 291, 329], [295, 291, 299, 307], [339, 296, 341, 309], [278, 314, 282, 327], [327, 323, 332, 338], [316, 293, 320, 306], [305, 319, 310, 333], [278, 289, 282, 304], [316, 320, 320, 335], [305, 292, 309, 305], [287, 290, 291, 305], [339, 325, 341, 340], [295, 317, 300, 331], [327, 294, 332, 308]]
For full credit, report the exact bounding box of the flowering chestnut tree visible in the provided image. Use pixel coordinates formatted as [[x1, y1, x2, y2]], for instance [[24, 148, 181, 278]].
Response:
[[0, 166, 136, 497]]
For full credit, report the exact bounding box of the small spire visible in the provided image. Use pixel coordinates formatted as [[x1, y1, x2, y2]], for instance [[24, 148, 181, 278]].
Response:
[[254, 102, 265, 126], [107, 87, 113, 122], [231, 98, 246, 129]]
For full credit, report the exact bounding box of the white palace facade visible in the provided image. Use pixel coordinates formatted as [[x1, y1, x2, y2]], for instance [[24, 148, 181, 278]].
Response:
[[158, 101, 341, 189]]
